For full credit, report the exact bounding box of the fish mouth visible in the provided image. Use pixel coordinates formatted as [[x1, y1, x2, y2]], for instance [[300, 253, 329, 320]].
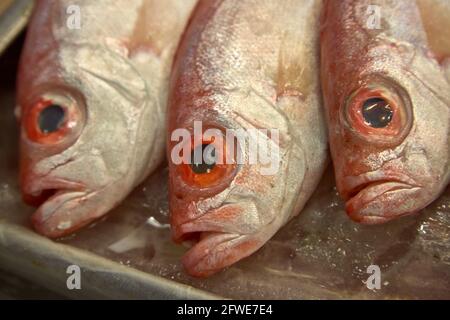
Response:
[[22, 177, 89, 237], [173, 221, 261, 278], [172, 220, 227, 245], [31, 189, 89, 235], [171, 199, 284, 277], [22, 177, 85, 206], [343, 175, 421, 224]]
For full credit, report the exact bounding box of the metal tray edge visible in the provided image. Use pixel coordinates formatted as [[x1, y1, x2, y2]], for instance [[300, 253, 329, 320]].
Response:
[[0, 222, 223, 299]]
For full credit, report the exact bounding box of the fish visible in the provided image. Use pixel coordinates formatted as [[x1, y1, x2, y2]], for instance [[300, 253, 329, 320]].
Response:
[[16, 0, 197, 238], [320, 0, 450, 224], [167, 0, 328, 277]]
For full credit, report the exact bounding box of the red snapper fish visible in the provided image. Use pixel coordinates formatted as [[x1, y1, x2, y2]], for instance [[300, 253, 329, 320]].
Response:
[[16, 0, 197, 237], [168, 0, 328, 277], [320, 0, 450, 224]]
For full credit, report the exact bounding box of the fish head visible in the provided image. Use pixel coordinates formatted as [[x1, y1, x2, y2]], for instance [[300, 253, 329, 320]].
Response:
[[17, 17, 154, 237], [168, 91, 310, 277], [167, 0, 326, 277], [328, 39, 450, 224]]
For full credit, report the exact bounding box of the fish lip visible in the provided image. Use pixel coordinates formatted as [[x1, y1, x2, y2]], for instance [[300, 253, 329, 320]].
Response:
[[31, 188, 89, 238], [181, 232, 243, 277], [342, 172, 418, 200], [31, 189, 87, 223], [172, 201, 251, 243], [172, 219, 227, 244], [173, 221, 239, 277], [172, 202, 274, 277], [171, 200, 242, 243], [22, 176, 86, 206], [22, 173, 92, 237], [343, 173, 421, 223]]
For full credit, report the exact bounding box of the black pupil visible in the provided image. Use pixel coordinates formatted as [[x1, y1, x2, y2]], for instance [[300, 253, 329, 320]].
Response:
[[38, 104, 65, 134], [191, 144, 216, 174], [361, 98, 393, 128]]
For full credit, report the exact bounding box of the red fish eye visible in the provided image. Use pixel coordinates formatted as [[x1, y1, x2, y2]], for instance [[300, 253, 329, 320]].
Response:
[[24, 94, 84, 144], [344, 81, 412, 144], [177, 135, 237, 189]]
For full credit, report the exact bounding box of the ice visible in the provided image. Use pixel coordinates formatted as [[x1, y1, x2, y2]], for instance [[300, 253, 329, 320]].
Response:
[[0, 38, 449, 299]]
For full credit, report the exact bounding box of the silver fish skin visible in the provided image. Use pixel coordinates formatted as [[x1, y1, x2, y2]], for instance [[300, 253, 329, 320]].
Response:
[[168, 0, 328, 277], [17, 0, 197, 237]]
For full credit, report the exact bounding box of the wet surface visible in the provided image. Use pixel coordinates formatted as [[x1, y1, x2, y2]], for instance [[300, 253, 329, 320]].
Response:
[[0, 35, 449, 299]]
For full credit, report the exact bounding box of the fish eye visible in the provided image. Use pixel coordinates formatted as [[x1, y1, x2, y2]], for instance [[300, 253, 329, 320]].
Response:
[[344, 79, 412, 145], [38, 104, 66, 134], [176, 131, 238, 189], [190, 143, 217, 174], [24, 91, 85, 145], [361, 97, 393, 128]]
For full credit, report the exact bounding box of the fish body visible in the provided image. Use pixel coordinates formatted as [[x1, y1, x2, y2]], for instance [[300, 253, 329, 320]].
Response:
[[17, 0, 196, 237], [168, 0, 328, 277], [320, 0, 450, 223]]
